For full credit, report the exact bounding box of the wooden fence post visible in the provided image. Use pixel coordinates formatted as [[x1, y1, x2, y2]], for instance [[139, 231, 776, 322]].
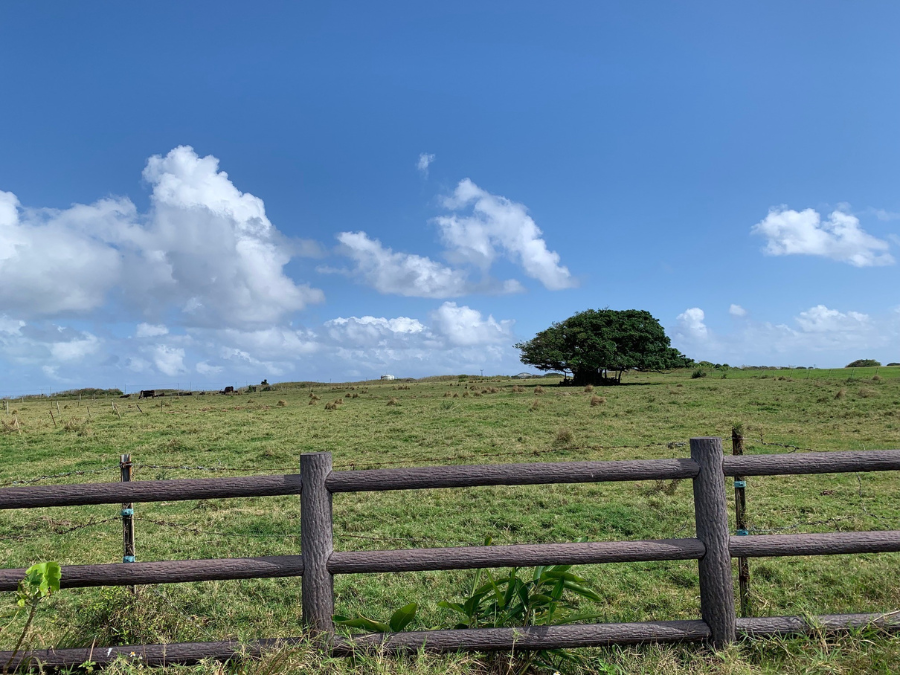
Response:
[[690, 437, 736, 648], [732, 428, 751, 617], [121, 454, 135, 590], [301, 452, 334, 640]]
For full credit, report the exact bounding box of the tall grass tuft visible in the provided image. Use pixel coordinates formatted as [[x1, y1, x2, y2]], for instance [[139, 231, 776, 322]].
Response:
[[835, 388, 846, 400], [555, 427, 575, 445], [590, 395, 606, 407], [534, 385, 544, 395], [584, 384, 594, 393]]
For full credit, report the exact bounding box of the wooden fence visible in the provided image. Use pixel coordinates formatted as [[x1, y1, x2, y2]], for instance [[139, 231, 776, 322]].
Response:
[[1, 437, 899, 669]]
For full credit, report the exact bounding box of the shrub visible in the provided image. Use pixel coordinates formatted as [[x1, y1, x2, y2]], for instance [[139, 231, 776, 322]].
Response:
[[555, 428, 574, 445], [691, 368, 707, 379], [590, 395, 605, 407], [887, 362, 900, 367], [846, 359, 881, 368]]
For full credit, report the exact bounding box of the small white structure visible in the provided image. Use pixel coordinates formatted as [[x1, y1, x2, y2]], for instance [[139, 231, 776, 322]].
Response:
[[380, 374, 395, 381], [514, 372, 534, 379]]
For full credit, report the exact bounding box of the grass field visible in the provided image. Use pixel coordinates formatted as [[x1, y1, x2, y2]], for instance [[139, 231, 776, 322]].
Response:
[[1, 367, 899, 673]]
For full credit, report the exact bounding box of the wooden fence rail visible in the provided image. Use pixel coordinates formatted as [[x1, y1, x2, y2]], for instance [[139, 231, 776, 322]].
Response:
[[1, 438, 899, 669]]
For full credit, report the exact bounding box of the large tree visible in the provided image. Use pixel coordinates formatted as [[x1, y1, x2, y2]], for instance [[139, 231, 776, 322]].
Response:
[[515, 309, 692, 385]]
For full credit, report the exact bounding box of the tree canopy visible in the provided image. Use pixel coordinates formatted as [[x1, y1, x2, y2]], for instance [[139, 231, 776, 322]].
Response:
[[514, 309, 692, 385], [846, 359, 881, 368]]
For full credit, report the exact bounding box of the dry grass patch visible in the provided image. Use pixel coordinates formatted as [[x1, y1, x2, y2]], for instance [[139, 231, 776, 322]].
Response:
[[276, 400, 286, 407], [590, 395, 606, 407], [555, 427, 575, 446], [584, 384, 594, 393], [386, 397, 399, 406], [534, 385, 544, 395]]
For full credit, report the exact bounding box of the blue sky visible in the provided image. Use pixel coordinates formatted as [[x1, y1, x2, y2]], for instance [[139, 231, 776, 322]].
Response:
[[1, 2, 899, 394]]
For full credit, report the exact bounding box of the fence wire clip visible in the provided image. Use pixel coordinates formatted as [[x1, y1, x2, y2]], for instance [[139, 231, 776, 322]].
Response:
[[733, 480, 747, 488], [123, 555, 135, 563], [121, 508, 134, 517], [736, 529, 749, 536]]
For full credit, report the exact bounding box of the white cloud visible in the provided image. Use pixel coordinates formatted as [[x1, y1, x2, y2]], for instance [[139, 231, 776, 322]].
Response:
[[675, 308, 708, 341], [196, 361, 223, 375], [325, 315, 427, 347], [136, 323, 169, 338], [335, 231, 472, 298], [151, 345, 187, 377], [729, 304, 747, 317], [670, 304, 898, 366], [417, 153, 435, 176], [0, 190, 126, 315], [436, 179, 576, 290], [49, 333, 100, 362], [0, 315, 25, 335], [794, 305, 870, 333], [430, 302, 513, 346], [0, 147, 324, 327], [752, 207, 894, 267]]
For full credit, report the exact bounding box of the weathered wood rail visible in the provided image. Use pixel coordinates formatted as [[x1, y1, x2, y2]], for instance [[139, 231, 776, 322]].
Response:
[[1, 438, 899, 669]]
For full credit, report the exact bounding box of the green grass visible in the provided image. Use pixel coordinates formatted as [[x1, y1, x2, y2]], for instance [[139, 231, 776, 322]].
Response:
[[1, 370, 899, 673]]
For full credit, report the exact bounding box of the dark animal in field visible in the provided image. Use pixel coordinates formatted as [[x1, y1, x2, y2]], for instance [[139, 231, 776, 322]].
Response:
[[139, 390, 155, 399], [222, 386, 235, 394]]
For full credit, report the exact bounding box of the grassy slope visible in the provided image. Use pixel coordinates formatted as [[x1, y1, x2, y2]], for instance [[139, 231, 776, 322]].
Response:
[[1, 368, 899, 673]]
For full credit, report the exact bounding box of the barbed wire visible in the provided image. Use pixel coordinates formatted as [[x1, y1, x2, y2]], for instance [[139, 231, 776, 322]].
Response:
[[0, 517, 118, 542], [133, 464, 298, 475], [746, 438, 813, 453], [332, 441, 682, 471], [138, 517, 301, 539], [0, 467, 119, 487]]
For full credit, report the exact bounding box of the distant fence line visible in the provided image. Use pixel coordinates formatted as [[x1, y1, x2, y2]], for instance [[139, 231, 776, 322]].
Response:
[[1, 439, 899, 669]]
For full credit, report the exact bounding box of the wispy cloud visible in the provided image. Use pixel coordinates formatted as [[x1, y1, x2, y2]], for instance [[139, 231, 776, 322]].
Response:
[[417, 152, 435, 176]]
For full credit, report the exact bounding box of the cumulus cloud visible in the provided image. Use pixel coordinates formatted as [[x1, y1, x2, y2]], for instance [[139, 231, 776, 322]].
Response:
[[331, 179, 571, 298], [729, 304, 747, 317], [794, 305, 870, 333], [151, 345, 187, 377], [335, 231, 472, 298], [0, 147, 324, 327], [136, 323, 168, 338], [0, 319, 102, 374], [752, 208, 894, 267], [325, 315, 427, 347], [430, 302, 513, 346], [670, 304, 898, 366], [675, 308, 708, 341], [436, 179, 575, 290], [196, 361, 223, 375], [0, 190, 126, 315], [417, 153, 435, 176]]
